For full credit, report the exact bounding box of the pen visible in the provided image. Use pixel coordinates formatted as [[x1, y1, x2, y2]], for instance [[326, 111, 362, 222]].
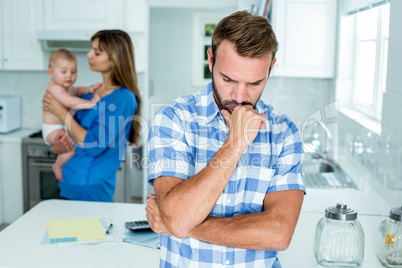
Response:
[[106, 223, 113, 235]]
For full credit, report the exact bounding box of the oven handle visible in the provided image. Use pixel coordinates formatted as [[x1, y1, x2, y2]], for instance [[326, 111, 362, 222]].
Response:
[[30, 162, 54, 168]]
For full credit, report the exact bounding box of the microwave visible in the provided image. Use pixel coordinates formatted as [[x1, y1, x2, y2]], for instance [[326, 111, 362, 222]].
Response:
[[0, 96, 21, 133]]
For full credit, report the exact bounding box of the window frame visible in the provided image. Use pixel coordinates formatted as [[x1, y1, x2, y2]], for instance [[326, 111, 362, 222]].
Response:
[[352, 3, 389, 121]]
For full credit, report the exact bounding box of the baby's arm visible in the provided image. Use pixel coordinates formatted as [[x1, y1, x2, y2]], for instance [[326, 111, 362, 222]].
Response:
[[71, 83, 102, 97], [48, 83, 99, 110]]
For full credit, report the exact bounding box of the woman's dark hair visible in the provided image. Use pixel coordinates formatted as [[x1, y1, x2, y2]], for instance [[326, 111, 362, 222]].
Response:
[[91, 30, 142, 145]]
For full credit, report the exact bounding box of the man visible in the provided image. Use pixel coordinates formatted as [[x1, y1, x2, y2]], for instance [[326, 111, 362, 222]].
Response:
[[146, 11, 305, 267]]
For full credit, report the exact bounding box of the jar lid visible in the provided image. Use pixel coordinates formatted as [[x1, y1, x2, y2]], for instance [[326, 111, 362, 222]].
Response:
[[389, 206, 402, 222], [325, 203, 357, 220]]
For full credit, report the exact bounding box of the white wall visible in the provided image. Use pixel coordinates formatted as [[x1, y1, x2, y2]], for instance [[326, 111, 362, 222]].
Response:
[[382, 0, 402, 137], [148, 8, 219, 105]]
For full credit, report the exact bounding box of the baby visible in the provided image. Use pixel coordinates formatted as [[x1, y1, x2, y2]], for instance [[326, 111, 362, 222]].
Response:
[[42, 49, 100, 182]]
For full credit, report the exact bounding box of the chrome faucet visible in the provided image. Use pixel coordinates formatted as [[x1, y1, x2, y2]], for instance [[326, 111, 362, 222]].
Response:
[[302, 117, 337, 166]]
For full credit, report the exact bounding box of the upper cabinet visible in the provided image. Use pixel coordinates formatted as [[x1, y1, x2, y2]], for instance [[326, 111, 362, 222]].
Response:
[[42, 0, 124, 30], [41, 0, 148, 73], [42, 0, 147, 33], [0, 0, 148, 71], [270, 0, 337, 78], [0, 0, 44, 71]]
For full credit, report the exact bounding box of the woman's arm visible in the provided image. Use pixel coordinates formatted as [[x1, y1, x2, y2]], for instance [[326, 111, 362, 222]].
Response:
[[42, 91, 87, 147], [52, 131, 75, 154]]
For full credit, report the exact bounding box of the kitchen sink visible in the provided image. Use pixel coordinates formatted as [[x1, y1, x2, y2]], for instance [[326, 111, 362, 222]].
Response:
[[303, 161, 335, 173], [303, 159, 358, 189]]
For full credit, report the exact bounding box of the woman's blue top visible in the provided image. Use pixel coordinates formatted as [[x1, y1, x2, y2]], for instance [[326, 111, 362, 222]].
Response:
[[60, 87, 137, 201]]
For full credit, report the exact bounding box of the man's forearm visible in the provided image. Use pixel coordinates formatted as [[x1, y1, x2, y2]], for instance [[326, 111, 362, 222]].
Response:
[[188, 213, 285, 251], [155, 143, 243, 238], [188, 190, 304, 251]]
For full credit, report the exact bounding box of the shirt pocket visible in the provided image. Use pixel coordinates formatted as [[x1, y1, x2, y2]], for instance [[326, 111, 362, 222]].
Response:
[[234, 166, 276, 214]]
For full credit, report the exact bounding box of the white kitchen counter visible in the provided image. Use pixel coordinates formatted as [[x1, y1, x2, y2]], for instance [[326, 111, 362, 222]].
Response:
[[302, 152, 391, 216], [0, 200, 160, 268], [0, 128, 37, 142], [280, 211, 385, 267], [0, 199, 389, 268]]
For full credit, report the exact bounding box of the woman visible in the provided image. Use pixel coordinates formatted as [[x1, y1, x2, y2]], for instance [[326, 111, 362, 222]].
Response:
[[42, 30, 142, 202]]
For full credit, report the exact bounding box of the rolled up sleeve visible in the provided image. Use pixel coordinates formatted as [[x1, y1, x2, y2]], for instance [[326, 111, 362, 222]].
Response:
[[268, 120, 306, 194], [148, 105, 194, 186]]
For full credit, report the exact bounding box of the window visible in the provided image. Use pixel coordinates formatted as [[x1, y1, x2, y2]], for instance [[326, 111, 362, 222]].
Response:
[[353, 3, 389, 120]]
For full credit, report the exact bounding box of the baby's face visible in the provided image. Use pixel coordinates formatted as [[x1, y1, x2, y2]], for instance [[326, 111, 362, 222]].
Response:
[[50, 58, 77, 88]]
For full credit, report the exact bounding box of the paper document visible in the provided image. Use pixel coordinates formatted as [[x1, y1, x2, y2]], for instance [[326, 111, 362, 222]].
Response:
[[47, 217, 106, 244], [123, 230, 160, 249]]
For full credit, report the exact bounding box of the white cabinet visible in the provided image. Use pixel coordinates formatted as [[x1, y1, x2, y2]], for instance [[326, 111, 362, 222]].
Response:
[[125, 0, 148, 33], [114, 161, 129, 203], [41, 0, 148, 73], [43, 0, 124, 30], [42, 0, 148, 32], [0, 0, 44, 70], [0, 142, 3, 225], [270, 0, 337, 78], [0, 140, 24, 223]]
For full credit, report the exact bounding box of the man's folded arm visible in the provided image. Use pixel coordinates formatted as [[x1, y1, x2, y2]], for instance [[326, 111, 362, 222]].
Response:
[[187, 189, 304, 251], [153, 142, 242, 239]]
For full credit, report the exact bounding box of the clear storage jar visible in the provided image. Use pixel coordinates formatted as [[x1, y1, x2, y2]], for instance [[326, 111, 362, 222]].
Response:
[[376, 206, 402, 267], [314, 203, 365, 267]]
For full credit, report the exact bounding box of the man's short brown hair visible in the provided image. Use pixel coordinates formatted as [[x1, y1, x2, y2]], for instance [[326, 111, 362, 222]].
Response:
[[48, 48, 77, 69], [211, 11, 278, 65]]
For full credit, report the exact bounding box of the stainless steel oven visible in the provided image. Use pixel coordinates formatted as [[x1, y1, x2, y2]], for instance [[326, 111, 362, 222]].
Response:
[[22, 131, 135, 212], [22, 132, 61, 212]]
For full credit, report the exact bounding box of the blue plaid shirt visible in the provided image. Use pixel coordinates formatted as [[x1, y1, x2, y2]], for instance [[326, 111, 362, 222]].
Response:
[[148, 83, 305, 267]]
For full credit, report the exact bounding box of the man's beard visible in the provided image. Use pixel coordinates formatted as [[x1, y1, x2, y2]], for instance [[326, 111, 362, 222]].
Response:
[[212, 72, 262, 114]]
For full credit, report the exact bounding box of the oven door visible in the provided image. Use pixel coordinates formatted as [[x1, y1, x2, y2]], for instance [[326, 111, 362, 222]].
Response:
[[28, 158, 61, 209]]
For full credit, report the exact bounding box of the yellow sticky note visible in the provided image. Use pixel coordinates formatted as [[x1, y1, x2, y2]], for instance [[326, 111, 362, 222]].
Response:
[[48, 217, 106, 244]]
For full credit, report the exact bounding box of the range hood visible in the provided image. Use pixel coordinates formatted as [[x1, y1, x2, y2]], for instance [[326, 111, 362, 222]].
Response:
[[37, 30, 95, 52]]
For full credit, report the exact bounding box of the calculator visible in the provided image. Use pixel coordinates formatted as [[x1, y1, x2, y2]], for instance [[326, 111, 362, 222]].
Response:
[[125, 220, 152, 232]]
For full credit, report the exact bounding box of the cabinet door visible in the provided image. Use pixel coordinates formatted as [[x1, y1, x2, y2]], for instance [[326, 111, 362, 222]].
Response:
[[271, 0, 337, 78], [1, 0, 44, 70], [0, 142, 3, 224], [43, 0, 124, 30], [124, 0, 147, 33], [114, 162, 127, 203]]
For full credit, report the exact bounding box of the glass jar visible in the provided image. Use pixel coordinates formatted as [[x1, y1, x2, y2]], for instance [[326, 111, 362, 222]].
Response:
[[376, 206, 402, 267], [314, 203, 365, 267]]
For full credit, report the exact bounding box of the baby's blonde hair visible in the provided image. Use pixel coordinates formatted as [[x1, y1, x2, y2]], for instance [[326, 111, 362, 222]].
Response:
[[48, 49, 77, 69]]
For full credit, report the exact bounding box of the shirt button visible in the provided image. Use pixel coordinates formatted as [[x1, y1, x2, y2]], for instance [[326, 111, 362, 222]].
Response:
[[226, 260, 230, 265], [226, 199, 231, 204]]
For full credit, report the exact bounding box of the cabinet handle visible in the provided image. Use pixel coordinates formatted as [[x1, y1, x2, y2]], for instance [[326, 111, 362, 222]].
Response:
[[30, 162, 54, 168]]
